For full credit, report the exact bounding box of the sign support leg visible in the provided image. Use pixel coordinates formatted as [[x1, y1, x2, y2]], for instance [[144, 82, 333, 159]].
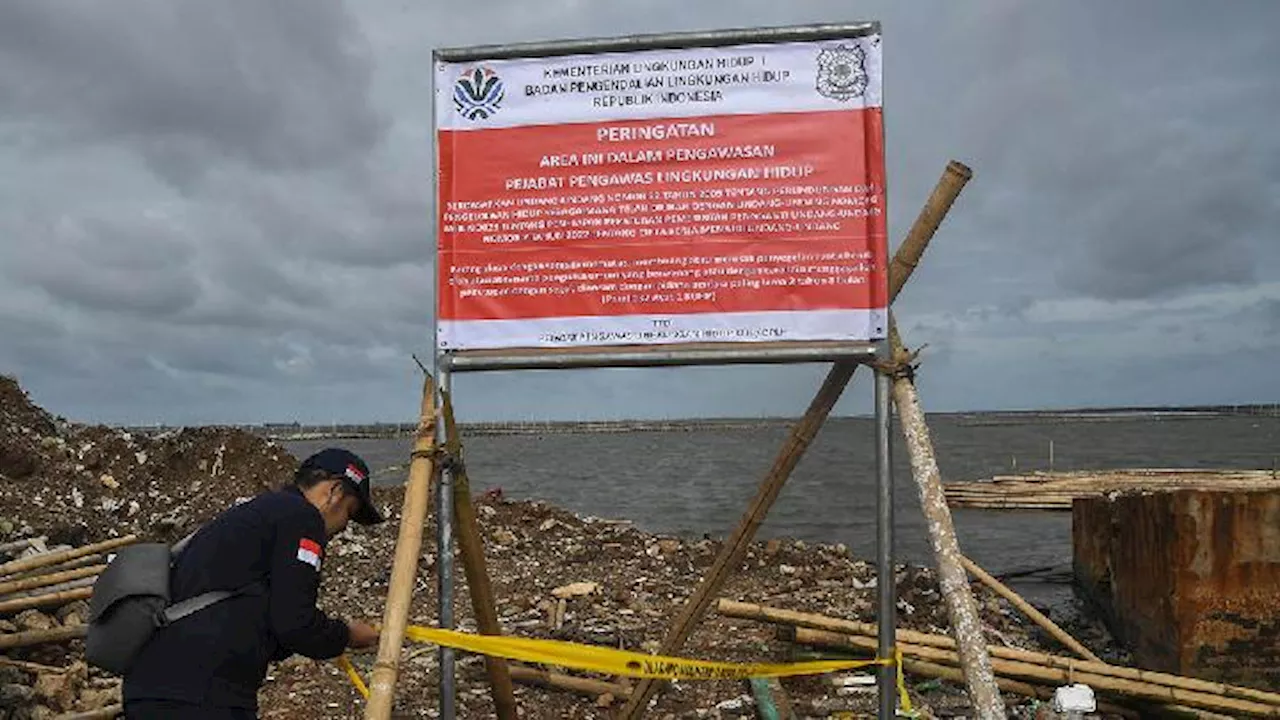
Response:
[[875, 354, 897, 720], [437, 366, 457, 719]]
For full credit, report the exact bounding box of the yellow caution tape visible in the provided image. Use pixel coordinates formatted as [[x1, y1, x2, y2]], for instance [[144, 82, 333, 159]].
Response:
[[339, 626, 913, 713], [335, 654, 369, 699]]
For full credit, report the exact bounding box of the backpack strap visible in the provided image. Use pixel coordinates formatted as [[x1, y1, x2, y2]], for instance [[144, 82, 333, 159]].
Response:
[[156, 580, 266, 626]]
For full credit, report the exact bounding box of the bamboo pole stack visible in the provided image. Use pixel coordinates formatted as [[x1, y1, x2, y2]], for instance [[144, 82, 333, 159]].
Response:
[[945, 469, 1280, 510], [0, 535, 137, 651], [716, 600, 1280, 718]]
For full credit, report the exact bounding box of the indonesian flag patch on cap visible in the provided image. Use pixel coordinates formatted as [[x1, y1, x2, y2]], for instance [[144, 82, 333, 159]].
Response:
[[345, 463, 366, 484], [297, 538, 322, 570]]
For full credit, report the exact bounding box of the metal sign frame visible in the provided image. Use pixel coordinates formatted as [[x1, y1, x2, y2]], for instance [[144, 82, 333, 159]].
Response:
[[430, 22, 896, 720]]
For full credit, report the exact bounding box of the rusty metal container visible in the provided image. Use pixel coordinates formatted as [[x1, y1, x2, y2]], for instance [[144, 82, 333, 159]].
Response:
[[1073, 488, 1280, 689]]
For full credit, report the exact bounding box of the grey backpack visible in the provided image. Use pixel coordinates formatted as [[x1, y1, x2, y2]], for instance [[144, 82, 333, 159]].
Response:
[[85, 530, 261, 675]]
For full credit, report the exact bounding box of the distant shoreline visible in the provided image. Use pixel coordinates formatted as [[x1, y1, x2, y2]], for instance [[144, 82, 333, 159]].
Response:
[[120, 403, 1280, 440]]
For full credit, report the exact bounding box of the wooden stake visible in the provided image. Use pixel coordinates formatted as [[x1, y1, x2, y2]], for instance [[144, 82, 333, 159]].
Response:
[[364, 374, 438, 720], [0, 624, 86, 650], [884, 321, 1005, 718], [617, 160, 974, 720], [0, 586, 92, 615], [0, 564, 104, 597], [0, 535, 136, 579], [958, 554, 1100, 662], [441, 388, 518, 720]]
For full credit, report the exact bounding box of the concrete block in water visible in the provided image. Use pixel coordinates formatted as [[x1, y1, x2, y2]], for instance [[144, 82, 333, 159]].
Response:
[[1072, 488, 1280, 689]]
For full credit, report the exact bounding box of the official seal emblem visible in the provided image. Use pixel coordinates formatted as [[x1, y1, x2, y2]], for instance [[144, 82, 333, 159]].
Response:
[[815, 44, 869, 101]]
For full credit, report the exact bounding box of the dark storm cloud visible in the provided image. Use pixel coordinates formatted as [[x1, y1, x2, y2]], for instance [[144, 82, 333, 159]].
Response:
[[1, 0, 1279, 424], [0, 0, 385, 184]]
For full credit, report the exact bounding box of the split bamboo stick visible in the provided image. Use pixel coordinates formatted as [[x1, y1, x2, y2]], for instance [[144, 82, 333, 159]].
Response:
[[0, 656, 67, 674], [792, 629, 1280, 717], [364, 374, 438, 720], [508, 665, 631, 699], [717, 600, 1280, 708], [0, 624, 87, 650], [0, 564, 104, 597], [441, 388, 518, 720], [52, 705, 123, 720], [958, 555, 1100, 662], [0, 586, 92, 615], [884, 320, 1004, 718], [617, 159, 975, 720], [0, 536, 136, 579], [0, 536, 47, 556]]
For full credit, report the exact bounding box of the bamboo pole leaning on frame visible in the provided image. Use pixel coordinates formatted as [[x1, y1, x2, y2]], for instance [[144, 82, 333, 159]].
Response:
[[958, 554, 1101, 662], [880, 319, 1005, 718], [441, 388, 519, 720], [365, 374, 439, 720], [618, 160, 975, 720]]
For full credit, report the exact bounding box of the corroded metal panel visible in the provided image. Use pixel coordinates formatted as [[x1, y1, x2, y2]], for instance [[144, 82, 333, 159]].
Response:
[[1072, 489, 1280, 689]]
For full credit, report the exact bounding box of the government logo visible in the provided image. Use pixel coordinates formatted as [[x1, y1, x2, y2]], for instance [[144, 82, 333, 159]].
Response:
[[454, 66, 505, 121]]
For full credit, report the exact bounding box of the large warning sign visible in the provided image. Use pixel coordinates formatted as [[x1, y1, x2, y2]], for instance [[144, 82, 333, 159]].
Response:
[[435, 29, 887, 351]]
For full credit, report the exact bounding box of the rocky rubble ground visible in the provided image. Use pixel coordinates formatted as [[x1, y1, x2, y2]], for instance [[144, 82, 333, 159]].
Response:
[[1, 376, 1110, 719]]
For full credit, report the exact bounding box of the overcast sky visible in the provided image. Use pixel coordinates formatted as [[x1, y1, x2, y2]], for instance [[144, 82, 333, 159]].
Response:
[[2, 1, 1278, 425]]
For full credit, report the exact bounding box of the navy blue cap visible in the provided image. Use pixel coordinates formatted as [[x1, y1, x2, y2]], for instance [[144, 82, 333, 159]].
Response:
[[298, 448, 384, 525]]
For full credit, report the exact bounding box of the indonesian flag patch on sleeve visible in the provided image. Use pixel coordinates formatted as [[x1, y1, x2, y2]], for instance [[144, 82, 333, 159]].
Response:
[[296, 538, 322, 570]]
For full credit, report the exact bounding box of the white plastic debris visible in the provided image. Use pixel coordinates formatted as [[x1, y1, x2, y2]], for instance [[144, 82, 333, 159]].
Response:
[[1053, 683, 1096, 715]]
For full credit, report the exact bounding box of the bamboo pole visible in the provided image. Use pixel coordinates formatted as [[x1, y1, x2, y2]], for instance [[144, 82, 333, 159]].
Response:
[[958, 555, 1100, 662], [0, 565, 104, 597], [900, 657, 1140, 718], [0, 536, 136, 579], [508, 665, 631, 699], [617, 159, 975, 720], [364, 374, 438, 720], [718, 601, 1280, 708], [0, 624, 86, 650], [441, 388, 518, 720], [882, 321, 1004, 718], [3, 576, 97, 601], [7, 555, 104, 582], [791, 629, 1280, 717], [0, 586, 92, 615]]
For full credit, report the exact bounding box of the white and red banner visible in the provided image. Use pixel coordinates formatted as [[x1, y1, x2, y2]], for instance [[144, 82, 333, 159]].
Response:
[[435, 34, 887, 351]]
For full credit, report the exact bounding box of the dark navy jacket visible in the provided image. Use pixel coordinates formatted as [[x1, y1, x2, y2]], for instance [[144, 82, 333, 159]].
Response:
[[122, 486, 350, 710]]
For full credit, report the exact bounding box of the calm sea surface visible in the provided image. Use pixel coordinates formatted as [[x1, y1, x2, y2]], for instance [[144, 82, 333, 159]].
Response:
[[283, 415, 1280, 610]]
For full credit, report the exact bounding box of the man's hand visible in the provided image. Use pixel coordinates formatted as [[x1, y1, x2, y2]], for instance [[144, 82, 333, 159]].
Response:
[[346, 621, 380, 649]]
